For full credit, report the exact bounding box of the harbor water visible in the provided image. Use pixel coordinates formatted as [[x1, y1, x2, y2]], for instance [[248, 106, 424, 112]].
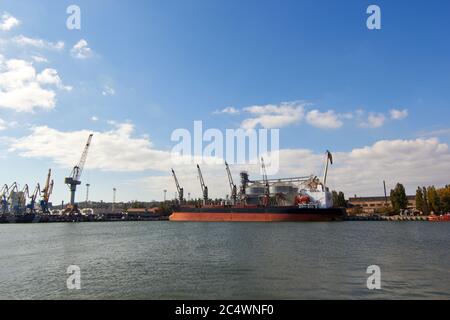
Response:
[[0, 222, 448, 299]]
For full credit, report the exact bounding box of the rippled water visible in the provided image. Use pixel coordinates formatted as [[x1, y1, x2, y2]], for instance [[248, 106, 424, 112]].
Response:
[[0, 222, 448, 299]]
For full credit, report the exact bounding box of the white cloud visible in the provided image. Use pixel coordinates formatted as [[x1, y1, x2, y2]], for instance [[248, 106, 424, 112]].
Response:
[[390, 108, 408, 120], [241, 102, 305, 129], [37, 68, 72, 91], [359, 113, 386, 128], [31, 55, 48, 63], [0, 12, 20, 31], [0, 55, 70, 112], [71, 39, 94, 59], [0, 118, 7, 130], [102, 85, 115, 96], [327, 138, 450, 196], [10, 123, 170, 172], [305, 109, 343, 129], [418, 128, 450, 138], [213, 107, 240, 115], [12, 35, 64, 51], [91, 116, 99, 122]]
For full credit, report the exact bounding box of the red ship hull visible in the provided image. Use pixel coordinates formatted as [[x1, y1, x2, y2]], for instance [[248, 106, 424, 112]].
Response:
[[170, 206, 345, 222]]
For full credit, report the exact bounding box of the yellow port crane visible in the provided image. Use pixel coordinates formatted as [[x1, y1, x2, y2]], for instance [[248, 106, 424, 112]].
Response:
[[41, 169, 54, 213], [65, 134, 93, 213]]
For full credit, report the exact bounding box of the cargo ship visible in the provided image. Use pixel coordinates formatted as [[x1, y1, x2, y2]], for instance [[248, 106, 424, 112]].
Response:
[[170, 151, 346, 222]]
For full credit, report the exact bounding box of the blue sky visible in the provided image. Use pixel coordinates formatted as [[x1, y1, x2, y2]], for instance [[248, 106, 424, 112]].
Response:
[[1, 0, 450, 203]]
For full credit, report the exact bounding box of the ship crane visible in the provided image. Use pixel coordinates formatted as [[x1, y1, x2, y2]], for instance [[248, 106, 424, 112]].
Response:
[[197, 164, 208, 205], [26, 184, 41, 213], [322, 150, 333, 188], [225, 162, 237, 205], [6, 182, 18, 214], [171, 169, 184, 203], [1, 184, 9, 214], [260, 157, 270, 196], [41, 169, 54, 214], [65, 134, 93, 213]]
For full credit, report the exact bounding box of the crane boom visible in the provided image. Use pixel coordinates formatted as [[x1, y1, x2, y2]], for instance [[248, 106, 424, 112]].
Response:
[[261, 157, 270, 196], [171, 169, 184, 203], [1, 184, 9, 214], [65, 134, 94, 210], [71, 134, 93, 181], [322, 150, 333, 188], [197, 164, 208, 205], [225, 161, 237, 205], [42, 169, 53, 202]]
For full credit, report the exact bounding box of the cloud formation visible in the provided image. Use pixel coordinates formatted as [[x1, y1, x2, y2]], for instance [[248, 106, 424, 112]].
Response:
[[390, 108, 408, 120], [213, 107, 240, 115], [359, 113, 386, 128], [305, 109, 343, 129], [102, 85, 115, 96], [71, 39, 94, 59], [10, 123, 169, 172], [12, 35, 64, 51], [0, 55, 70, 112], [0, 12, 20, 31], [241, 102, 305, 129]]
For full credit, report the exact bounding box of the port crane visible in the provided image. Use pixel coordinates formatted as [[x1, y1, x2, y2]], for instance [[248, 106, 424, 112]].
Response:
[[65, 134, 93, 213], [40, 169, 54, 213], [225, 162, 237, 205], [260, 157, 270, 197], [1, 184, 9, 214], [322, 150, 333, 187], [171, 169, 184, 203], [6, 182, 18, 214], [197, 164, 208, 205], [26, 184, 41, 213]]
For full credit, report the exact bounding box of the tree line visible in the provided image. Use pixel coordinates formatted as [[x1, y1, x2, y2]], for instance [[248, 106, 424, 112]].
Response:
[[415, 185, 450, 215], [390, 183, 450, 215]]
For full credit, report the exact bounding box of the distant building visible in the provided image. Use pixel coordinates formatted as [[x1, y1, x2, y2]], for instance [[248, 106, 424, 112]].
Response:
[[348, 195, 416, 214]]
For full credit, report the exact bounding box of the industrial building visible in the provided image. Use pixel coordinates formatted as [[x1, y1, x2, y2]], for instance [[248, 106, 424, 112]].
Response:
[[348, 195, 416, 214]]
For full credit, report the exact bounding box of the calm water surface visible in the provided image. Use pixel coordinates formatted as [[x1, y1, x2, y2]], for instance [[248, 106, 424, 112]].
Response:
[[0, 222, 448, 299]]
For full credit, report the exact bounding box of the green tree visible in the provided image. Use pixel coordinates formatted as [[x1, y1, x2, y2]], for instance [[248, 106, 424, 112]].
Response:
[[422, 186, 430, 215], [332, 191, 339, 207], [390, 183, 408, 214], [337, 191, 347, 208], [332, 190, 347, 208], [427, 186, 441, 214], [415, 187, 424, 214], [437, 185, 450, 213]]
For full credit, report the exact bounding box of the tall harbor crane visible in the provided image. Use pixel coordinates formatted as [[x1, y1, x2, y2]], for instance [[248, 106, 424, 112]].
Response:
[[65, 134, 93, 213], [197, 164, 208, 205], [26, 184, 41, 213], [6, 182, 18, 214], [322, 150, 333, 187], [225, 161, 237, 205], [260, 157, 270, 197], [1, 184, 9, 214], [41, 169, 54, 213], [171, 169, 184, 203]]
